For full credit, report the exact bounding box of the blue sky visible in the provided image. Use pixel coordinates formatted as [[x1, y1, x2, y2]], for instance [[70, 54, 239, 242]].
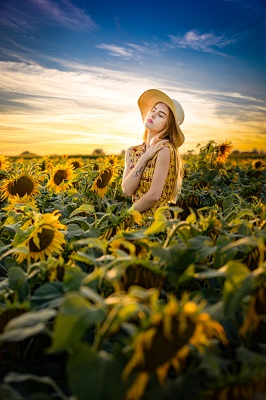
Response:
[[0, 0, 265, 156]]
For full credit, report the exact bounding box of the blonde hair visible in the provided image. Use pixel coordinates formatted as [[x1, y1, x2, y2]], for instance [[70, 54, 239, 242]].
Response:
[[143, 104, 183, 202]]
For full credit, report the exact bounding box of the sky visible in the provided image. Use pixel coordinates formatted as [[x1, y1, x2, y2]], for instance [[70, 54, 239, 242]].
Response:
[[0, 0, 265, 156]]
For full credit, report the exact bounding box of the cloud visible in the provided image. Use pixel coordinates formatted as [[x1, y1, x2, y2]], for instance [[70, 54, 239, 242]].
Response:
[[168, 30, 236, 55], [0, 0, 96, 33], [96, 42, 162, 61], [28, 0, 96, 31], [0, 60, 265, 156], [95, 44, 138, 60]]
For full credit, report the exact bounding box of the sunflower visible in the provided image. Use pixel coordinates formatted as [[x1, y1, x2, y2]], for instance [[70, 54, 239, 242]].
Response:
[[38, 156, 53, 172], [13, 210, 66, 263], [0, 155, 10, 171], [101, 209, 143, 240], [69, 157, 84, 170], [252, 159, 265, 170], [3, 194, 38, 212], [108, 237, 149, 259], [1, 173, 38, 201], [123, 297, 227, 400], [216, 140, 233, 164], [46, 162, 75, 193], [104, 155, 120, 169], [91, 166, 118, 198]]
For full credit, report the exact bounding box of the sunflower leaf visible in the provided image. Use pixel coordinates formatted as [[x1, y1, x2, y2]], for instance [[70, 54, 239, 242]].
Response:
[[48, 292, 107, 353], [69, 204, 95, 218], [4, 309, 56, 331], [67, 345, 125, 400], [0, 322, 46, 342], [8, 266, 30, 303]]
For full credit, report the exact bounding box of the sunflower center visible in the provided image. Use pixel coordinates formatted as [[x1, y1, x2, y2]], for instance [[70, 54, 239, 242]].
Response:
[[8, 176, 35, 197], [97, 169, 112, 188], [71, 161, 80, 169], [219, 146, 226, 154], [54, 169, 68, 186], [29, 227, 55, 252]]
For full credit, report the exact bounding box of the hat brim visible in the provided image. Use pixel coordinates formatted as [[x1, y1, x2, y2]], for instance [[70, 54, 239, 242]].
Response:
[[138, 89, 185, 147]]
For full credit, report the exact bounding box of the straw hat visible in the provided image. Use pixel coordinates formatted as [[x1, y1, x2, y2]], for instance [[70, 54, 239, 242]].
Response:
[[138, 89, 185, 147]]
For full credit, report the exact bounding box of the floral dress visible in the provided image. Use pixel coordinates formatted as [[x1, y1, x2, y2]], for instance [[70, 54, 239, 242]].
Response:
[[129, 142, 176, 221]]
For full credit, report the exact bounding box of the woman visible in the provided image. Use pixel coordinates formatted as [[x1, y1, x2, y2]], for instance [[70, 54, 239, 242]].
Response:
[[122, 88, 185, 223]]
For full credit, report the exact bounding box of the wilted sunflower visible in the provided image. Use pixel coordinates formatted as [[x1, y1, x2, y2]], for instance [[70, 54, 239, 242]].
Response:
[[1, 173, 38, 201], [0, 155, 10, 171], [123, 297, 227, 400], [216, 140, 233, 164], [47, 162, 75, 193], [91, 166, 118, 198], [13, 210, 66, 263]]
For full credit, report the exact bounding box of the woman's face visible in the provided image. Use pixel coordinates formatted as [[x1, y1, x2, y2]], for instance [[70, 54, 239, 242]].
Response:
[[144, 102, 169, 133]]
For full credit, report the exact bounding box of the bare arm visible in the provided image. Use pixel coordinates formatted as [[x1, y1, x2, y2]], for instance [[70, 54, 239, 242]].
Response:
[[122, 147, 148, 197], [132, 145, 171, 213], [122, 140, 169, 197]]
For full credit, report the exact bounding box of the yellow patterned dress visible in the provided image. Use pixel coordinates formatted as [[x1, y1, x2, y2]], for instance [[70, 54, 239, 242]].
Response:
[[129, 142, 176, 221]]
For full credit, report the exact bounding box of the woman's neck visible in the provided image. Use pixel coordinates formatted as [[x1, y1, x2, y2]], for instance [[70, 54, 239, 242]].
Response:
[[145, 130, 157, 147]]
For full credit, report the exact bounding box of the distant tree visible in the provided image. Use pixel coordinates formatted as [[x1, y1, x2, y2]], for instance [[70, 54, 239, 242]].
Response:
[[92, 149, 105, 155], [120, 149, 126, 156], [19, 151, 38, 157]]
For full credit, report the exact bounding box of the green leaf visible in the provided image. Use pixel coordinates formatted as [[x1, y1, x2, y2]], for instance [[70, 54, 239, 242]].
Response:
[[31, 282, 64, 308], [144, 220, 167, 235], [177, 264, 195, 287], [67, 344, 125, 400], [0, 322, 45, 342], [69, 204, 95, 218], [63, 266, 87, 292], [48, 292, 106, 353], [4, 309, 56, 331], [8, 266, 30, 303], [0, 308, 56, 343], [223, 261, 252, 317], [4, 372, 68, 400]]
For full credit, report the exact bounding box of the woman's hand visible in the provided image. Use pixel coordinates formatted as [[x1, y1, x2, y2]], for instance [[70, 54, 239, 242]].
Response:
[[143, 139, 169, 162]]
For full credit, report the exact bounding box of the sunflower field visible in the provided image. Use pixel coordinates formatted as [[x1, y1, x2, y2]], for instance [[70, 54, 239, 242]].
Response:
[[0, 141, 265, 400]]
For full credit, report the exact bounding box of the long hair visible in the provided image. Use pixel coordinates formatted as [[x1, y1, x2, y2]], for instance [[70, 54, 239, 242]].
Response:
[[143, 105, 183, 202]]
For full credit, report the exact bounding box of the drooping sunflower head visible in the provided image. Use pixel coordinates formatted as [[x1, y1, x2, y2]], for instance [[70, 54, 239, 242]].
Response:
[[0, 156, 10, 171], [91, 166, 117, 198], [47, 162, 75, 193], [1, 173, 39, 201], [13, 210, 66, 263], [216, 140, 233, 164], [123, 296, 227, 400]]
